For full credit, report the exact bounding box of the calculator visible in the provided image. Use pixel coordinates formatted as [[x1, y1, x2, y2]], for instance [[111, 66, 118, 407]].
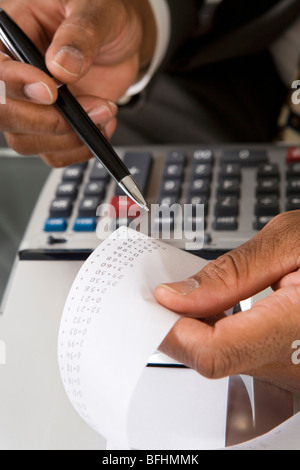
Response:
[[19, 143, 300, 260]]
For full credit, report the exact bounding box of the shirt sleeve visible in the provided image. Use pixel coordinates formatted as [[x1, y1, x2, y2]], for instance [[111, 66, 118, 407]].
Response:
[[123, 0, 171, 99]]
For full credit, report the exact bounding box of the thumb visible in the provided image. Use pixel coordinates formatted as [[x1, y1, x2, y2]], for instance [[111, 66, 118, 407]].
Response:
[[45, 0, 119, 83], [155, 212, 300, 317]]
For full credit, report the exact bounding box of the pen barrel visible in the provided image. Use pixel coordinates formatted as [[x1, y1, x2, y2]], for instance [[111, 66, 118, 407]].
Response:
[[56, 86, 129, 181], [0, 9, 50, 75]]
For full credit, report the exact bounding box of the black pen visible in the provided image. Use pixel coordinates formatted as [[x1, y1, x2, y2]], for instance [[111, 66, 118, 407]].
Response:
[[0, 8, 149, 211]]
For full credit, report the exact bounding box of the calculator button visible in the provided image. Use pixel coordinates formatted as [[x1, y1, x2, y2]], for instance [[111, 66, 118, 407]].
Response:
[[166, 150, 186, 165], [50, 198, 73, 218], [115, 152, 153, 196], [255, 196, 279, 216], [256, 179, 280, 195], [191, 164, 212, 180], [287, 147, 300, 163], [56, 182, 78, 200], [217, 179, 240, 196], [44, 218, 68, 233], [160, 179, 182, 197], [73, 218, 97, 232], [163, 163, 184, 180], [193, 149, 214, 165], [215, 196, 239, 216], [84, 181, 106, 199], [286, 196, 300, 211], [220, 164, 241, 180], [78, 198, 101, 217], [287, 163, 300, 177], [189, 179, 210, 195], [158, 196, 179, 206], [257, 163, 279, 178], [89, 161, 110, 181], [186, 195, 209, 215], [184, 216, 207, 232], [254, 216, 274, 231], [222, 149, 268, 166], [214, 217, 238, 231], [287, 179, 300, 194], [62, 166, 84, 183], [109, 196, 140, 219]]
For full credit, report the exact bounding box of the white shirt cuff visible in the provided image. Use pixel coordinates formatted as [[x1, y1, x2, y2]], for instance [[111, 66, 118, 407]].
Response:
[[123, 0, 171, 99]]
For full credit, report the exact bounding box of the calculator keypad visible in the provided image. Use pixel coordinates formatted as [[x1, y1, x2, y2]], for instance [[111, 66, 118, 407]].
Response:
[[31, 145, 300, 253]]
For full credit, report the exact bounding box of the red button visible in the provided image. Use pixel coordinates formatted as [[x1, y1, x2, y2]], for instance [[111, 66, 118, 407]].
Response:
[[109, 196, 140, 219], [287, 147, 300, 163]]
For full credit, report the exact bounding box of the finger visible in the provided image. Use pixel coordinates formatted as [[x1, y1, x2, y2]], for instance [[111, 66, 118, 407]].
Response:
[[0, 95, 117, 136], [45, 0, 131, 83], [5, 114, 117, 158], [273, 267, 300, 290], [159, 284, 300, 380], [40, 144, 93, 168], [155, 212, 300, 317], [39, 116, 117, 167], [0, 52, 57, 104]]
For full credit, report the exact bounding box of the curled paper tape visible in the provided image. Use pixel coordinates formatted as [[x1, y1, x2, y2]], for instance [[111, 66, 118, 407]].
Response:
[[58, 227, 230, 449]]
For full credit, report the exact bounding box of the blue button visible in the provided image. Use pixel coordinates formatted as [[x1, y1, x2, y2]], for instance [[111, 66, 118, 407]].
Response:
[[44, 218, 67, 232], [73, 217, 97, 232]]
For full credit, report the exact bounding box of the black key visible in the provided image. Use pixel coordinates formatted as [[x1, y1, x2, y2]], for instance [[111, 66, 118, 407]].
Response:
[[217, 179, 240, 196], [50, 198, 73, 218], [78, 198, 101, 217], [115, 152, 153, 196], [287, 179, 300, 194], [214, 217, 238, 231], [90, 161, 110, 181], [62, 166, 84, 183], [160, 179, 182, 197], [215, 196, 239, 216], [163, 163, 184, 180], [189, 178, 210, 195], [287, 163, 300, 177], [84, 181, 106, 199], [255, 196, 279, 216], [256, 178, 280, 195], [191, 163, 212, 180], [222, 149, 268, 167], [183, 216, 207, 232], [254, 216, 274, 231], [158, 195, 179, 206], [166, 150, 186, 165], [220, 164, 241, 180], [257, 163, 279, 178], [186, 195, 209, 216], [56, 182, 78, 200], [193, 149, 214, 165], [287, 196, 300, 211]]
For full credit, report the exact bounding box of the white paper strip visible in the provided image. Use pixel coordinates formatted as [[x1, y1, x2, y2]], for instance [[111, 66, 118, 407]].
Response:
[[58, 227, 229, 449]]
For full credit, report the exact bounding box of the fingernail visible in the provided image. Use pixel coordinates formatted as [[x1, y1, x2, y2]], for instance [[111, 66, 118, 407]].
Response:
[[88, 105, 114, 125], [52, 47, 84, 76], [24, 82, 53, 104], [159, 278, 200, 296]]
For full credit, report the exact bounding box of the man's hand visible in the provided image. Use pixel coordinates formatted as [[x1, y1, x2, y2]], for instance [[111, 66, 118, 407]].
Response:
[[155, 211, 300, 394], [0, 0, 156, 166]]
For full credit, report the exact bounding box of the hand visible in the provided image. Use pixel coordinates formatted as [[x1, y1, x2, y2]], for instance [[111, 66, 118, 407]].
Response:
[[155, 211, 300, 394], [0, 0, 156, 166]]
